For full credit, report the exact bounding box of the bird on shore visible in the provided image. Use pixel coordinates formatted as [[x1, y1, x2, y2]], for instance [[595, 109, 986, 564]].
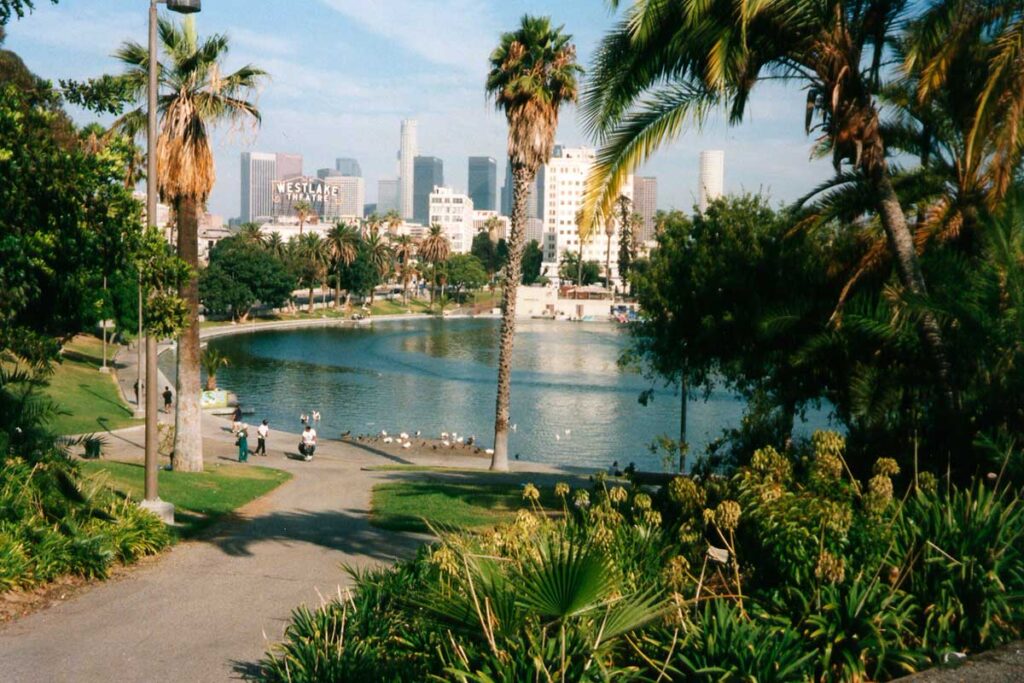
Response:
[[383, 436, 393, 444], [402, 442, 411, 449], [441, 431, 449, 440], [485, 448, 494, 455], [415, 430, 421, 437], [442, 440, 450, 447], [341, 430, 351, 438], [380, 430, 388, 438], [399, 432, 409, 440]]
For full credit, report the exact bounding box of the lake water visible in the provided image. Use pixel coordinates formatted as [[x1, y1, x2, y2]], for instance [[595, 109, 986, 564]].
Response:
[[197, 318, 827, 472]]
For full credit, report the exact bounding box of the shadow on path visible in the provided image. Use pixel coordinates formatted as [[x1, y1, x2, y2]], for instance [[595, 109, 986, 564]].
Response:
[[199, 507, 426, 562]]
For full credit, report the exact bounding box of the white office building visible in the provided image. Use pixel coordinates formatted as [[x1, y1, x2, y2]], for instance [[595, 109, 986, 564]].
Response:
[[429, 186, 475, 254], [399, 119, 417, 220], [240, 152, 276, 223], [377, 178, 400, 214], [539, 145, 632, 284], [698, 150, 724, 213], [324, 175, 365, 221]]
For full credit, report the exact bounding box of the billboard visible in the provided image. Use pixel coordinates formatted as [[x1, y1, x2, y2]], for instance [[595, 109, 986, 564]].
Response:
[[272, 177, 340, 218]]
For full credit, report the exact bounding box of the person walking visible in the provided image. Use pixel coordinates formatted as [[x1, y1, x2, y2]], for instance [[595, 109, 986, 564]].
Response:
[[162, 386, 173, 413], [236, 425, 249, 463], [299, 423, 317, 461], [255, 420, 269, 456], [231, 405, 243, 434]]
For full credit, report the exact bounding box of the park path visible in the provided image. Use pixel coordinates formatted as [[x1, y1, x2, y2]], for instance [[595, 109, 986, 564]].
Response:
[[0, 417, 434, 682]]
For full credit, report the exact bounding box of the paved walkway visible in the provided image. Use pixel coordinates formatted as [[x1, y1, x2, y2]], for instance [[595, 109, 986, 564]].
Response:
[[0, 414, 566, 682]]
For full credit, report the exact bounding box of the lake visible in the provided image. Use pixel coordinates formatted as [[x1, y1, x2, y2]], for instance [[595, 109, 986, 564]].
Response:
[[197, 318, 826, 471]]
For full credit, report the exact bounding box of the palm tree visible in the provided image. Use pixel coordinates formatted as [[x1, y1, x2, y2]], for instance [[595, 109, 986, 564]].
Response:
[[362, 231, 393, 305], [293, 200, 315, 236], [114, 16, 265, 472], [237, 222, 266, 247], [604, 214, 616, 293], [419, 223, 451, 309], [325, 222, 360, 307], [295, 233, 328, 314], [486, 15, 582, 471], [363, 212, 383, 238], [266, 231, 286, 259], [391, 234, 416, 302], [580, 0, 954, 406], [483, 215, 503, 243], [384, 209, 402, 237], [200, 347, 229, 391]]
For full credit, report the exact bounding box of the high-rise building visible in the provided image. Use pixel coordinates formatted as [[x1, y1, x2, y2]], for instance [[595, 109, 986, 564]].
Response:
[[240, 152, 276, 223], [698, 150, 724, 213], [317, 168, 342, 179], [377, 179, 400, 214], [323, 176, 365, 220], [500, 159, 540, 219], [538, 145, 632, 284], [413, 155, 444, 225], [399, 119, 417, 219], [467, 156, 497, 211], [633, 176, 658, 242], [429, 186, 475, 254], [275, 152, 303, 180], [335, 157, 361, 177]]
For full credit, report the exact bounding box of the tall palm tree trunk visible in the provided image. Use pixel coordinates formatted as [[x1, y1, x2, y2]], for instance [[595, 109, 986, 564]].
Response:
[[335, 272, 342, 308], [173, 195, 203, 472], [308, 285, 314, 314], [871, 168, 953, 407], [605, 232, 612, 291], [492, 167, 532, 470]]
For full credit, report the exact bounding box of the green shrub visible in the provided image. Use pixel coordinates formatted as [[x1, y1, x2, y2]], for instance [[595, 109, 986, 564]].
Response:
[[895, 481, 1024, 655], [670, 600, 814, 682]]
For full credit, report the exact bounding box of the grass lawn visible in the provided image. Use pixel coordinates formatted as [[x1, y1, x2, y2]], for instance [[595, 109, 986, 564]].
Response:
[[370, 479, 560, 534], [81, 460, 292, 538], [45, 335, 139, 435], [369, 297, 431, 316]]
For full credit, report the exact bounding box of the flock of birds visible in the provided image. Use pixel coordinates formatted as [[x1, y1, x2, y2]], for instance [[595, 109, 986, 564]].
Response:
[[348, 425, 575, 457]]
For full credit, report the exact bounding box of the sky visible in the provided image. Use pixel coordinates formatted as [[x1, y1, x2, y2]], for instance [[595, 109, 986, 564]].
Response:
[[6, 0, 833, 219]]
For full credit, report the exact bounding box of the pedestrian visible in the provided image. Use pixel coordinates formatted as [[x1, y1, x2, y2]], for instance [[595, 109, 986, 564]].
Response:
[[255, 419, 269, 456], [133, 379, 141, 404], [162, 386, 173, 413], [236, 425, 249, 462], [231, 405, 243, 434], [299, 423, 317, 461]]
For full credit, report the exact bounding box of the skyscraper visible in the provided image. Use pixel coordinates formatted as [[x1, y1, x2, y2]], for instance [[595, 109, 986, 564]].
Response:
[[698, 150, 724, 213], [538, 145, 632, 282], [323, 176, 365, 220], [317, 168, 342, 179], [413, 155, 444, 225], [467, 156, 497, 211], [428, 186, 475, 254], [377, 179, 400, 214], [335, 157, 361, 177], [633, 177, 658, 242], [501, 159, 540, 219], [399, 119, 417, 219], [275, 152, 303, 180], [240, 152, 276, 223]]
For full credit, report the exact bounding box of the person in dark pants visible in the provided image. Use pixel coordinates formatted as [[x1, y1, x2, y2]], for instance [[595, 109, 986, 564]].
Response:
[[231, 405, 243, 434], [236, 426, 249, 462], [255, 420, 269, 456], [162, 386, 173, 413]]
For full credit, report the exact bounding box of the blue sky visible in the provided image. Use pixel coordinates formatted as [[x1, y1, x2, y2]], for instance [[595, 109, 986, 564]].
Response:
[[6, 0, 831, 218]]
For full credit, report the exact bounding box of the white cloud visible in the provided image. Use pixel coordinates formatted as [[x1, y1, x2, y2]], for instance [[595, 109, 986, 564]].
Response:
[[318, 0, 498, 75], [228, 27, 295, 58]]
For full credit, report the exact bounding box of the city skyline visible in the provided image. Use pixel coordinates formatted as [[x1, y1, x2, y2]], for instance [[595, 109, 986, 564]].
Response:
[[7, 1, 833, 218]]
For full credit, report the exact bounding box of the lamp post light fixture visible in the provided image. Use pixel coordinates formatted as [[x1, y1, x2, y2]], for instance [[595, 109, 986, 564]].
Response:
[[140, 0, 200, 524]]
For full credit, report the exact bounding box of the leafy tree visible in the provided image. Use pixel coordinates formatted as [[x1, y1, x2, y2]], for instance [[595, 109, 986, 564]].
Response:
[[339, 244, 381, 302], [198, 236, 293, 321], [559, 251, 600, 286], [0, 0, 54, 25], [471, 231, 506, 278], [445, 254, 489, 299], [582, 0, 954, 409], [521, 240, 544, 285], [0, 82, 141, 363], [486, 15, 582, 470], [113, 16, 266, 472]]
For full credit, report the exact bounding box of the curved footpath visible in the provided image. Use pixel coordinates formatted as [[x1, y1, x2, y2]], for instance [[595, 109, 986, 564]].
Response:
[[0, 415, 571, 682]]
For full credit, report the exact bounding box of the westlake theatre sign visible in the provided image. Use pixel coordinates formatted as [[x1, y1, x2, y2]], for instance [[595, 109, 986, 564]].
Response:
[[272, 176, 339, 218]]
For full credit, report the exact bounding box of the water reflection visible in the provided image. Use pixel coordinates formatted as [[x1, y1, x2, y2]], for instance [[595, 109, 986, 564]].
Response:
[[192, 319, 827, 471]]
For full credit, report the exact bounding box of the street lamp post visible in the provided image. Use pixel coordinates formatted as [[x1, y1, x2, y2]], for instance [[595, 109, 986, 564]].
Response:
[[140, 0, 200, 524]]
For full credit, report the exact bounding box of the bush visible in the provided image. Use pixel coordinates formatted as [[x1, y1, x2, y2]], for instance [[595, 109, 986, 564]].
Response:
[[0, 455, 170, 592], [259, 431, 1024, 682]]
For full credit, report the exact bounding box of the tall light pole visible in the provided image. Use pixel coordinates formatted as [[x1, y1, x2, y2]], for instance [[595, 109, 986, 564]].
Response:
[[140, 0, 200, 524]]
